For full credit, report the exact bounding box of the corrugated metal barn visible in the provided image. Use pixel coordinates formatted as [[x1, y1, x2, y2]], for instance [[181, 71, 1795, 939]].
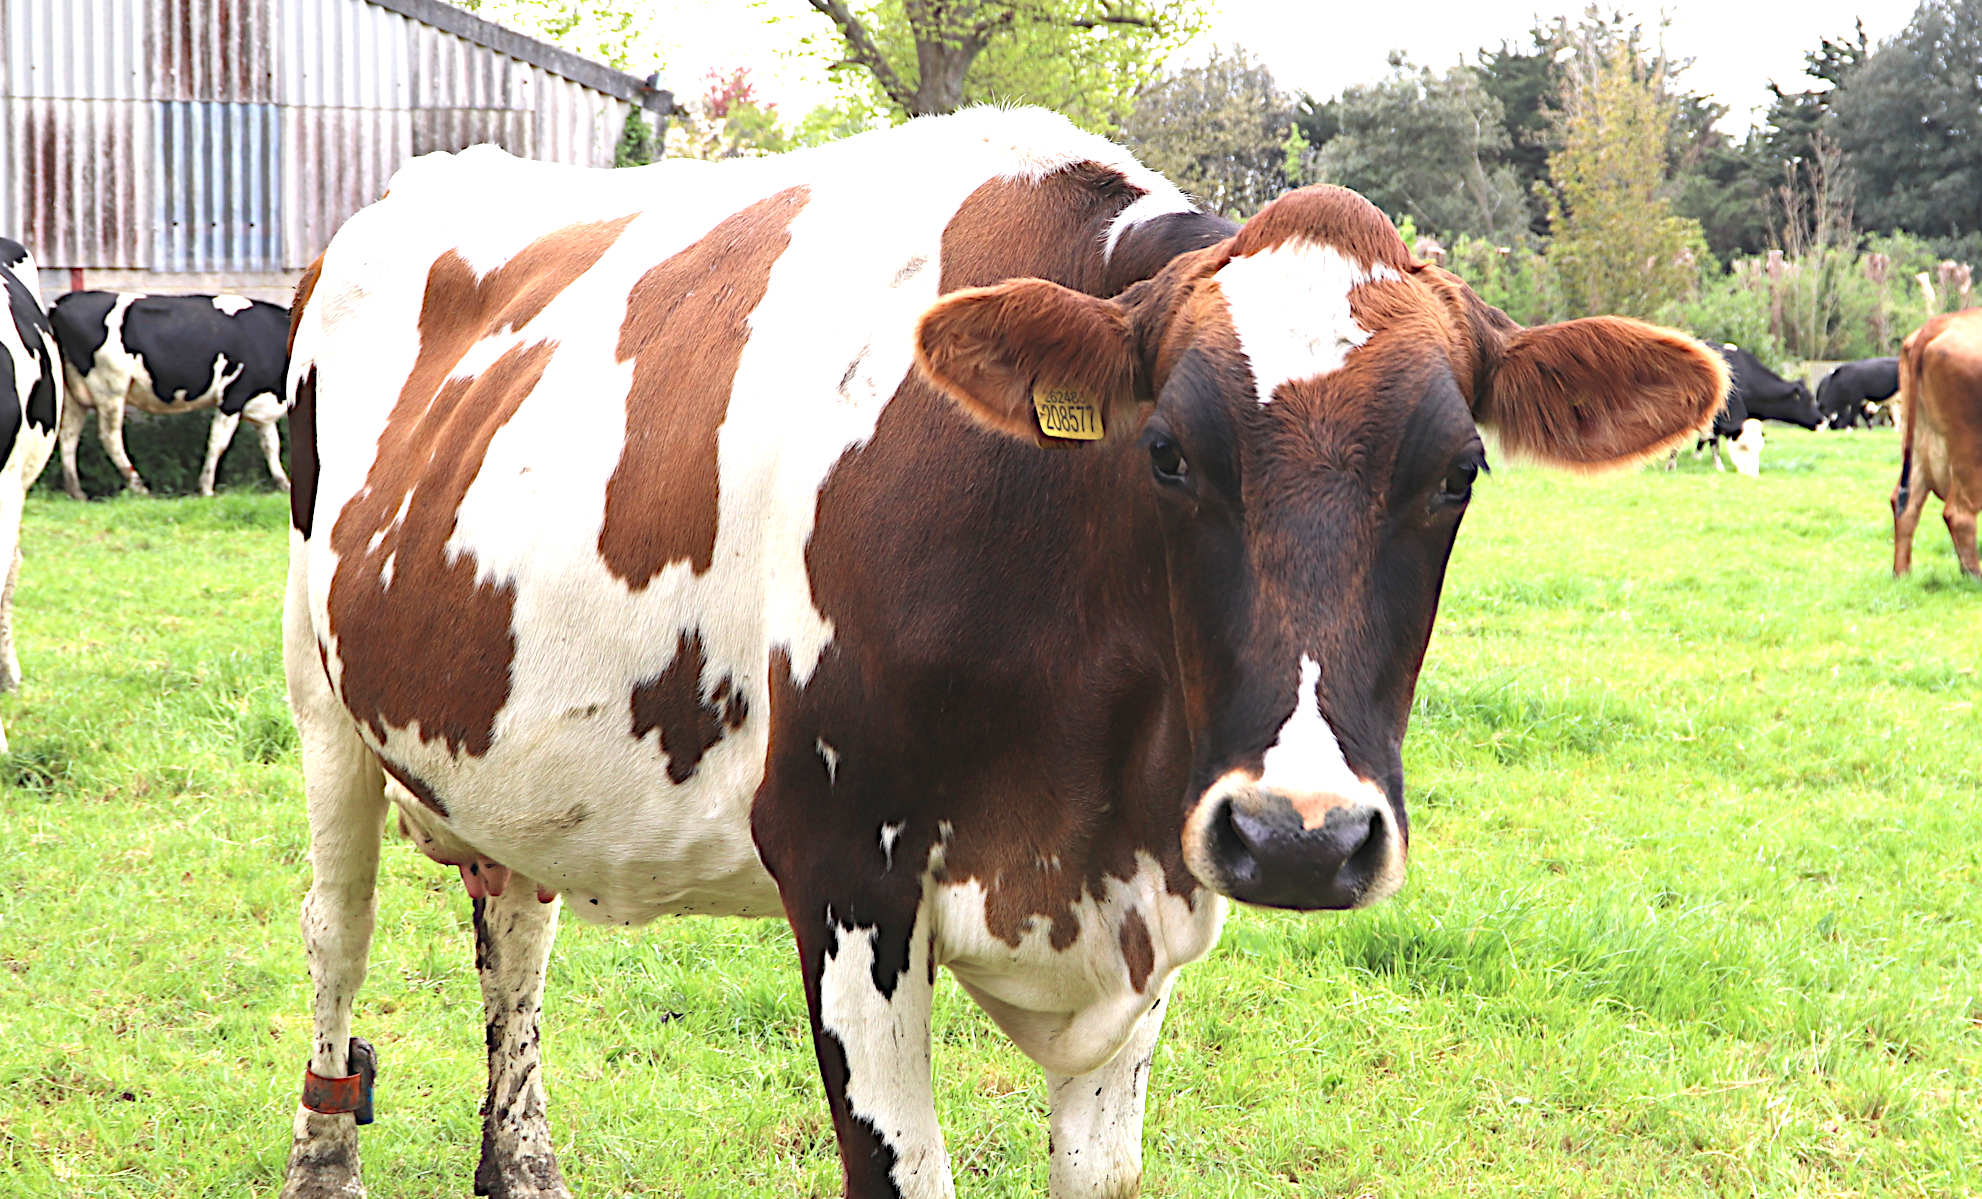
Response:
[[0, 0, 670, 300]]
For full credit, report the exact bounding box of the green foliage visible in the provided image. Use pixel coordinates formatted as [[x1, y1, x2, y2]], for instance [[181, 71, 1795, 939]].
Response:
[[612, 105, 659, 167], [1834, 0, 1982, 239], [804, 0, 1206, 133], [32, 411, 289, 499], [1119, 44, 1302, 218], [1445, 234, 1563, 326], [1310, 57, 1530, 242], [4, 434, 1978, 1195], [451, 0, 657, 71], [1543, 40, 1708, 321], [1655, 270, 1784, 366]]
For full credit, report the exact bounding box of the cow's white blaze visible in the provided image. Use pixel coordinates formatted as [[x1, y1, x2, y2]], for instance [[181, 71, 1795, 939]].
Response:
[[1258, 655, 1365, 799], [1213, 240, 1400, 404], [212, 294, 252, 315]]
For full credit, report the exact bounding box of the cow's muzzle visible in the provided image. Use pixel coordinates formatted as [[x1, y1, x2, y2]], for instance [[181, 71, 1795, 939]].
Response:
[[1182, 772, 1405, 910]]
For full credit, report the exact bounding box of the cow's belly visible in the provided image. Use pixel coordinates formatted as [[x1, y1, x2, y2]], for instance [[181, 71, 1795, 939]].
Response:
[[377, 711, 782, 924]]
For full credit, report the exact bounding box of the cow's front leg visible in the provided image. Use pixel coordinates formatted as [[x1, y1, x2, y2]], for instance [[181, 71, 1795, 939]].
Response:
[[471, 884, 569, 1199], [793, 893, 951, 1199], [1045, 990, 1171, 1199]]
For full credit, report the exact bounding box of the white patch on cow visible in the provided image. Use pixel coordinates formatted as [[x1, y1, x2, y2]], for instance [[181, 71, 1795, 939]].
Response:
[[816, 738, 840, 784], [880, 821, 904, 870], [932, 850, 1223, 1079], [1257, 655, 1364, 798], [212, 294, 252, 315], [1213, 240, 1400, 404], [1730, 418, 1765, 478], [819, 906, 952, 1197], [297, 107, 1190, 928], [1103, 189, 1200, 263]]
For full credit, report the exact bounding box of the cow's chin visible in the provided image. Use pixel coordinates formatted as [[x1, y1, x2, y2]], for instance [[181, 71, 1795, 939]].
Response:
[[1180, 770, 1406, 911]]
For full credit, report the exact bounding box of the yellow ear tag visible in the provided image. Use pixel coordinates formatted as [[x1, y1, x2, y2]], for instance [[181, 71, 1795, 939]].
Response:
[[1031, 383, 1104, 441]]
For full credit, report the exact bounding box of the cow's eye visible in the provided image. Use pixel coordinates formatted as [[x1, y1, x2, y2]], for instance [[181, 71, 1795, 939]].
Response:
[[1149, 435, 1188, 485], [1437, 459, 1480, 506]]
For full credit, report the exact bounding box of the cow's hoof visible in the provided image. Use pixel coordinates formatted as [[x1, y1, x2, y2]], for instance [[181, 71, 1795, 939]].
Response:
[[126, 480, 151, 497], [475, 1152, 570, 1199], [281, 1109, 365, 1199], [62, 487, 84, 502]]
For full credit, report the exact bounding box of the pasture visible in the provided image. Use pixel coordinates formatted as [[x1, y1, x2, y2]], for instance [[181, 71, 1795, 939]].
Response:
[[0, 427, 1975, 1197]]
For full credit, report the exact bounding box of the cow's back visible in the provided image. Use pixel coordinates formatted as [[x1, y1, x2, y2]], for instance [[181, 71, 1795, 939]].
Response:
[[289, 110, 1193, 925]]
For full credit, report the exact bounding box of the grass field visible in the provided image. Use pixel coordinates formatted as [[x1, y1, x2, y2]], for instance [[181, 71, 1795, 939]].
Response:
[[0, 427, 1976, 1198]]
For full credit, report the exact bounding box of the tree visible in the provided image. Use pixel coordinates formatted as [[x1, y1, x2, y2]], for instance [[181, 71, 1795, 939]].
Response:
[[1474, 32, 1558, 235], [1117, 45, 1301, 218], [1544, 39, 1706, 319], [667, 68, 796, 160], [1758, 22, 1870, 168], [801, 0, 1206, 132], [1833, 0, 1982, 239], [1310, 55, 1529, 242], [452, 0, 658, 71]]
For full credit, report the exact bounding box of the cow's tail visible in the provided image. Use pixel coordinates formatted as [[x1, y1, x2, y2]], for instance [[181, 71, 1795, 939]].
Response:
[[1893, 331, 1922, 513], [287, 255, 325, 539]]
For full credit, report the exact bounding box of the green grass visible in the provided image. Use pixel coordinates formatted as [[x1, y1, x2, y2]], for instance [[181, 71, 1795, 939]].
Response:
[[1, 428, 1976, 1197]]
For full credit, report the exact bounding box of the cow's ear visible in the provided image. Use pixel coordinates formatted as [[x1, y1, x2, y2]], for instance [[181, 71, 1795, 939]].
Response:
[[915, 278, 1137, 447], [1476, 315, 1730, 469]]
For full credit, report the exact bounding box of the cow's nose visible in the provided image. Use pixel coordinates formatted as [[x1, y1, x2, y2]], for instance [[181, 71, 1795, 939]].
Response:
[[1188, 781, 1405, 910]]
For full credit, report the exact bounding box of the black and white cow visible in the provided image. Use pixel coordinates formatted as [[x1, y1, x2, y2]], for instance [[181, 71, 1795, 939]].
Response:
[[49, 291, 291, 498], [0, 239, 63, 753], [1691, 344, 1822, 473], [1816, 356, 1899, 429]]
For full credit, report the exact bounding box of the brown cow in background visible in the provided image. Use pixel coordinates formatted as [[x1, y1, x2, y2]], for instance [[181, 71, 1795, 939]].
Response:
[[1893, 309, 1982, 578]]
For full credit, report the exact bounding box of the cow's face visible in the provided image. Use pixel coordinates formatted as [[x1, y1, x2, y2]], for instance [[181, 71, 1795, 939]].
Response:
[[916, 186, 1728, 912]]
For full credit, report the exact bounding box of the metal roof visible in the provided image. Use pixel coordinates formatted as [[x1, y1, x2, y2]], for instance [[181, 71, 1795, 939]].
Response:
[[363, 0, 670, 110]]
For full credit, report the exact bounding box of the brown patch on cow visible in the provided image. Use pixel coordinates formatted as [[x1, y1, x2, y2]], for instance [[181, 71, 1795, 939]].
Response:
[[289, 365, 319, 537], [939, 164, 1144, 293], [1118, 909, 1154, 992], [1229, 186, 1416, 275], [326, 217, 632, 757], [598, 187, 810, 588], [376, 752, 447, 817], [289, 255, 323, 355], [329, 343, 551, 756], [630, 630, 745, 784]]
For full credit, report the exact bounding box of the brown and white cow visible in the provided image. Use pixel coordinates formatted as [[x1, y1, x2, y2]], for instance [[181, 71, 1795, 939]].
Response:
[[279, 107, 1726, 1199], [1893, 309, 1982, 578]]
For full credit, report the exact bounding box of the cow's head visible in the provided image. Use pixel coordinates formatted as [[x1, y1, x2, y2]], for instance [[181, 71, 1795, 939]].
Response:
[[915, 186, 1726, 912]]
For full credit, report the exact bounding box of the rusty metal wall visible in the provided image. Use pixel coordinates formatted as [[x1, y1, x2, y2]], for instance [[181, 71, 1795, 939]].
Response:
[[3, 0, 638, 276]]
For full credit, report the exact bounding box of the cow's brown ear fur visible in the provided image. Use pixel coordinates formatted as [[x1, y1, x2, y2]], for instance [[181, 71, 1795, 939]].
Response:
[[915, 278, 1136, 447], [1480, 315, 1730, 469]]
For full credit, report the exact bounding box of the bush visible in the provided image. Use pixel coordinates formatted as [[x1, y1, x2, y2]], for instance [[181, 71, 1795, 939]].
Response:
[[1658, 272, 1784, 365], [1445, 234, 1563, 326]]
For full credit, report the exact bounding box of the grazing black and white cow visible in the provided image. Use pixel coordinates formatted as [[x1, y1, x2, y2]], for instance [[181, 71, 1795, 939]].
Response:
[[279, 108, 1726, 1198], [49, 291, 291, 498], [0, 239, 63, 753], [1816, 356, 1900, 429], [1690, 344, 1821, 473]]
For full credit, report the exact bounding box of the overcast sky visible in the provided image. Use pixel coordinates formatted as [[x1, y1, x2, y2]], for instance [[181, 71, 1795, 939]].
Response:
[[648, 1, 1921, 132]]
